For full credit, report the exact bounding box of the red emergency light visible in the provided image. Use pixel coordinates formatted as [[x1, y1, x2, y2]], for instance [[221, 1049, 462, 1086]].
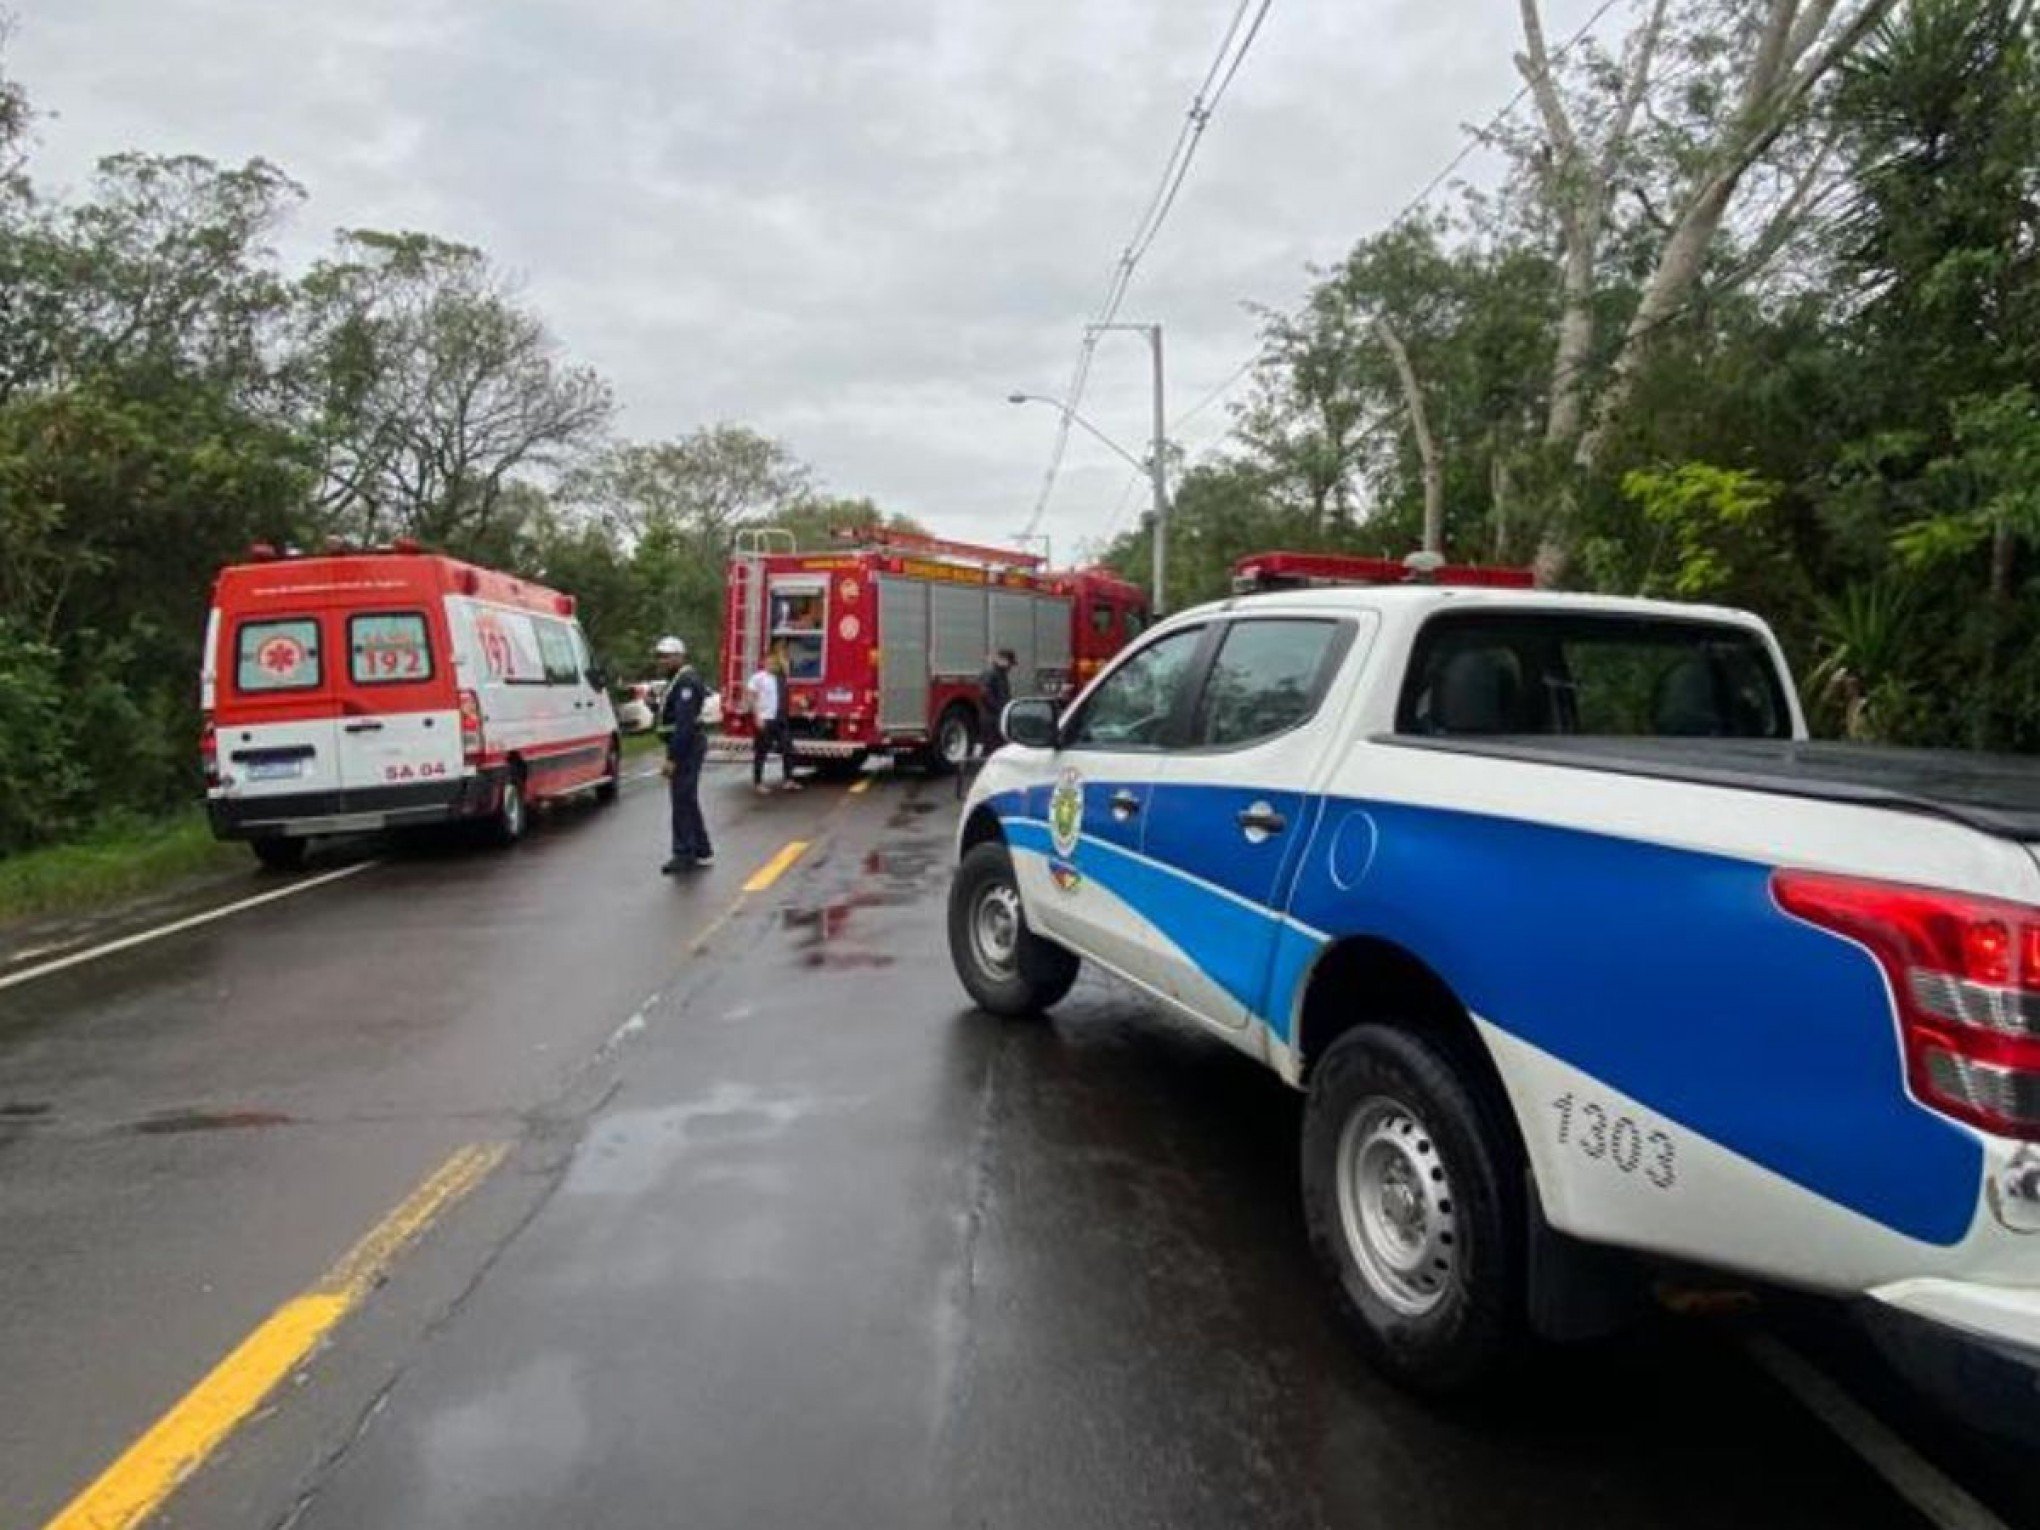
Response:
[[1231, 550, 1536, 594]]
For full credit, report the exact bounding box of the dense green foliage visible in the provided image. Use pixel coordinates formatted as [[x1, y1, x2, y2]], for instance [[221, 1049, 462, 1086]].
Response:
[[1104, 0, 2040, 751], [0, 49, 912, 855]]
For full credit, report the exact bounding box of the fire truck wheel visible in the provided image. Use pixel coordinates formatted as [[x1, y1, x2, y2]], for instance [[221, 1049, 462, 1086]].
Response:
[[948, 841, 1079, 1016], [595, 739, 621, 804], [250, 836, 307, 872], [930, 706, 977, 775]]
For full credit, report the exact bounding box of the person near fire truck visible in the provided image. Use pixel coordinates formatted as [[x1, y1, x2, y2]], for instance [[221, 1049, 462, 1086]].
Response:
[[745, 645, 801, 795], [655, 635, 715, 874], [977, 647, 1016, 752]]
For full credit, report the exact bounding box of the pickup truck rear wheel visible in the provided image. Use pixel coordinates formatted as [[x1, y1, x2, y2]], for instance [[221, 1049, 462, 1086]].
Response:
[[948, 841, 1078, 1016], [1302, 1025, 1525, 1396]]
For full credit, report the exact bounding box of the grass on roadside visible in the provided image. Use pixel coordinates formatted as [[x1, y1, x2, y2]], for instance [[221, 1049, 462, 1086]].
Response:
[[621, 729, 666, 759], [0, 809, 243, 925]]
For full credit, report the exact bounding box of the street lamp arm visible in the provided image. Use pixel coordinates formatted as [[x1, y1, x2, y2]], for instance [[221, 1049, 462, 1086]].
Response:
[[1007, 393, 1148, 476]]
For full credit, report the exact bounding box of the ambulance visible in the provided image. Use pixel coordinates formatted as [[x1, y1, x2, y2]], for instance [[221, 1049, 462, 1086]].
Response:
[[202, 542, 620, 867]]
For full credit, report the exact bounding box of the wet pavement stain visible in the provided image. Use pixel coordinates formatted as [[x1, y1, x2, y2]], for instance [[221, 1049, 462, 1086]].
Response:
[[0, 1101, 51, 1117], [129, 1108, 294, 1135]]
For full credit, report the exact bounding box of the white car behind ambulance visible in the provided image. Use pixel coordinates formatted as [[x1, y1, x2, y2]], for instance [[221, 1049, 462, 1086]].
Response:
[[951, 578, 2040, 1420], [203, 542, 621, 867]]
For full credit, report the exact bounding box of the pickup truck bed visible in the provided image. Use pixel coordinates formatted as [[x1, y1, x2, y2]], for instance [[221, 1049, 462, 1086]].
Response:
[[1384, 736, 2040, 841]]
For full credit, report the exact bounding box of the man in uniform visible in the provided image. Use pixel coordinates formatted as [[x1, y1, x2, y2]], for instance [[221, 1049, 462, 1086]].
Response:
[[655, 635, 714, 874], [977, 647, 1016, 752]]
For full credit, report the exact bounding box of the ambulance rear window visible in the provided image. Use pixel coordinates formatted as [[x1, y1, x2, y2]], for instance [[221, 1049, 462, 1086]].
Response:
[[349, 612, 433, 685], [236, 618, 322, 692]]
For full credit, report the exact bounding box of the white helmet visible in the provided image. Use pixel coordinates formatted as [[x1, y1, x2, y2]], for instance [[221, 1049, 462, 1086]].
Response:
[[653, 635, 686, 657]]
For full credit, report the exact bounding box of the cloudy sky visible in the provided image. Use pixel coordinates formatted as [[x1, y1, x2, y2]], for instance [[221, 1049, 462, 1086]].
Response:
[[13, 0, 1602, 553]]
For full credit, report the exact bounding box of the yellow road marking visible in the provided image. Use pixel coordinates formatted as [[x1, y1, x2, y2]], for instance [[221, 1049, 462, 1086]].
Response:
[[847, 777, 872, 795], [742, 839, 810, 894], [44, 1141, 508, 1530]]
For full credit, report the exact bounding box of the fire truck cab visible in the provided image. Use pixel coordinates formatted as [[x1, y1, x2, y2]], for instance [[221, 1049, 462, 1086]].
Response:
[[719, 527, 1146, 771]]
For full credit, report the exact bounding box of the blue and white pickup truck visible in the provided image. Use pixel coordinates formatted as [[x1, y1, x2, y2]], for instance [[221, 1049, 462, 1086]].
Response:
[[947, 583, 2040, 1400]]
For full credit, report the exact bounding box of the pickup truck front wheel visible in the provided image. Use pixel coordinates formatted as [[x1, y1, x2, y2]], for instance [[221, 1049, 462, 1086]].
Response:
[[948, 841, 1078, 1016], [1302, 1025, 1524, 1396]]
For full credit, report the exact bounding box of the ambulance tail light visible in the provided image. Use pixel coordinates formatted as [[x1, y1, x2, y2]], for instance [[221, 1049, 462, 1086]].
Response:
[[200, 717, 219, 788], [458, 689, 485, 764], [1774, 871, 2040, 1139]]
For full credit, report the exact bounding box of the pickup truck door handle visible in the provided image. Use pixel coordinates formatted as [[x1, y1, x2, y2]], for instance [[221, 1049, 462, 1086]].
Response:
[[1109, 790, 1142, 821], [343, 720, 385, 734], [1237, 804, 1287, 838]]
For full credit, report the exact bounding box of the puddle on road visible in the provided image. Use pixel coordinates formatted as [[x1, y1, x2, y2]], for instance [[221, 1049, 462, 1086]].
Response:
[[129, 1108, 293, 1135]]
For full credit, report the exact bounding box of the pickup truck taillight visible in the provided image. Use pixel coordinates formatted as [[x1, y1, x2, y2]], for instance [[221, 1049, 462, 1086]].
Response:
[[458, 689, 485, 764], [200, 717, 219, 788], [1775, 871, 2040, 1139]]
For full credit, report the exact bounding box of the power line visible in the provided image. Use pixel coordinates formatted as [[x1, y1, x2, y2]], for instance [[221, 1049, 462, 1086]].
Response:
[[1156, 0, 1634, 466], [1022, 0, 1277, 539]]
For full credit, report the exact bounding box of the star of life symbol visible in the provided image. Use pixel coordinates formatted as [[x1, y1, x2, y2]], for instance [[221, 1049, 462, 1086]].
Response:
[[257, 637, 303, 677]]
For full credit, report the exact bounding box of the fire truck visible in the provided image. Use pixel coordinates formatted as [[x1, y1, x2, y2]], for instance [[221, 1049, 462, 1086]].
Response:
[[717, 527, 1148, 771], [1231, 548, 1537, 593]]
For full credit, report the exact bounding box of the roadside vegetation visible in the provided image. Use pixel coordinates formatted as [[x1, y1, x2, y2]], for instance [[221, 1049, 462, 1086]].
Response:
[[0, 0, 2032, 893], [0, 809, 238, 923], [1100, 0, 2040, 752]]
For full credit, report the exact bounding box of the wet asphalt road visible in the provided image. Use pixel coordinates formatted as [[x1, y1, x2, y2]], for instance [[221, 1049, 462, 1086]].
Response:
[[0, 765, 2031, 1529]]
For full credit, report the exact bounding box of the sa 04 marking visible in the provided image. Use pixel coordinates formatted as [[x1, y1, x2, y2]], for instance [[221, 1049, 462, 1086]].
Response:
[[383, 761, 449, 782], [1552, 1093, 1677, 1189]]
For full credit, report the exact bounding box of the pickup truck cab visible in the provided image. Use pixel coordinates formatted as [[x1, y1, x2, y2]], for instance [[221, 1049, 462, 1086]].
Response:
[[949, 584, 2040, 1401]]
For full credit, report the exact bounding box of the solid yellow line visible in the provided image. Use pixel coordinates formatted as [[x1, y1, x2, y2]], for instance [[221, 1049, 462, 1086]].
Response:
[[742, 839, 809, 894], [43, 1141, 508, 1530], [847, 777, 872, 795]]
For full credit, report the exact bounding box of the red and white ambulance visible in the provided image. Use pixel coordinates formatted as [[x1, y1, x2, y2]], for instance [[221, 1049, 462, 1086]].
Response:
[[202, 542, 620, 867], [717, 526, 1148, 772]]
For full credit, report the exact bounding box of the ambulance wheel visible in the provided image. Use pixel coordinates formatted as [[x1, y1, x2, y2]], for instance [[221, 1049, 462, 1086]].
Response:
[[948, 841, 1078, 1016], [595, 739, 621, 804], [489, 767, 528, 846], [1301, 1025, 1525, 1397], [929, 706, 976, 775], [250, 837, 307, 872]]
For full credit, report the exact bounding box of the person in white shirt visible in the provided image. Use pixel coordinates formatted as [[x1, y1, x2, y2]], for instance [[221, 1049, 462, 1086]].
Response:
[[746, 648, 800, 795]]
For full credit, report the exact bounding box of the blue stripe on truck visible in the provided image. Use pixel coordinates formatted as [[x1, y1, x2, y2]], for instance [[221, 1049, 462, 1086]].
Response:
[[990, 783, 1982, 1247]]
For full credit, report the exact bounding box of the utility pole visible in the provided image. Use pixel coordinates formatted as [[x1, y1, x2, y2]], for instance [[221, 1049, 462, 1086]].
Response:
[[1088, 322, 1168, 615]]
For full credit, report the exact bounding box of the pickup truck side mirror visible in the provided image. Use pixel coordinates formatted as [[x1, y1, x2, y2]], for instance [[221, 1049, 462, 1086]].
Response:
[[1002, 697, 1060, 749], [585, 663, 611, 692]]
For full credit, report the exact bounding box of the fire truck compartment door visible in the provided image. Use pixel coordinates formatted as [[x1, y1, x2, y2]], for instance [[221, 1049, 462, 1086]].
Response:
[[929, 583, 987, 677], [991, 591, 1037, 686], [877, 577, 930, 732]]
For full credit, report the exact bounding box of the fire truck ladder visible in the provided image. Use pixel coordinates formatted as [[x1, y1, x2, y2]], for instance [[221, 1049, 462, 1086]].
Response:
[[727, 528, 796, 689]]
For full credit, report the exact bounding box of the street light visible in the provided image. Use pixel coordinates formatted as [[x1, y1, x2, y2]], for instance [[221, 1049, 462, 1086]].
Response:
[[1007, 393, 1148, 476], [1084, 323, 1167, 616]]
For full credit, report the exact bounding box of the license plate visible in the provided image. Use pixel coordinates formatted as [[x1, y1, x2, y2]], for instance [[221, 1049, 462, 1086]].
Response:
[[246, 759, 303, 781]]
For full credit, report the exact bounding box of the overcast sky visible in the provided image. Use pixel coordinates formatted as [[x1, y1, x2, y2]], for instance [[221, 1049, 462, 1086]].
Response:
[[13, 0, 1602, 554]]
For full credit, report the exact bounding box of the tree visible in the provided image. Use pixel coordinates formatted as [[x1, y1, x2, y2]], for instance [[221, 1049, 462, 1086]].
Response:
[[573, 425, 813, 547], [1514, 0, 1897, 573], [290, 231, 612, 553]]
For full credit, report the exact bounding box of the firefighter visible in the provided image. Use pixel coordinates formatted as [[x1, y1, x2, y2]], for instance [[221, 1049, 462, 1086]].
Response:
[[654, 635, 714, 874]]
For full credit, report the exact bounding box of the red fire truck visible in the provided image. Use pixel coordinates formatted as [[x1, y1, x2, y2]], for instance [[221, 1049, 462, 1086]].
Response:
[[1231, 549, 1537, 593], [717, 527, 1147, 771]]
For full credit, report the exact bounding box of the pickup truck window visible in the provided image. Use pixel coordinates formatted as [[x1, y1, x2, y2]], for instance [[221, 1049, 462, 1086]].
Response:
[[1065, 625, 1204, 750], [1193, 619, 1341, 747], [1397, 611, 1790, 739]]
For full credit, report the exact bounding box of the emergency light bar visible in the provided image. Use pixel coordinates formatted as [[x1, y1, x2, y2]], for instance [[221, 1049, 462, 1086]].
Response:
[[1232, 550, 1536, 594]]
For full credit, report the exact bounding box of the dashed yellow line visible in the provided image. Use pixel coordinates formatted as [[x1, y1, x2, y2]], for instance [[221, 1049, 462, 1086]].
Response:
[[848, 777, 872, 795], [742, 839, 810, 893], [43, 1141, 508, 1530]]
